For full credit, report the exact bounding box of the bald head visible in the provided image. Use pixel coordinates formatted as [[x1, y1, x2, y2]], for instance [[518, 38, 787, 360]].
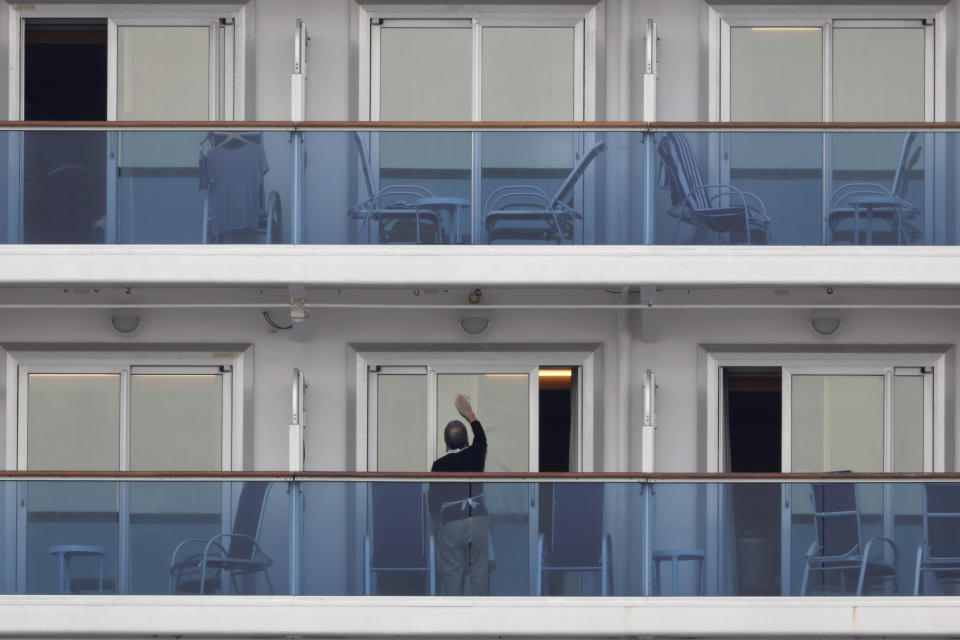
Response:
[[444, 420, 468, 450]]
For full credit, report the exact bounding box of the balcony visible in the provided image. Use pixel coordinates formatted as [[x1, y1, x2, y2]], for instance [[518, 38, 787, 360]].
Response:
[[2, 473, 959, 598], [0, 122, 954, 247]]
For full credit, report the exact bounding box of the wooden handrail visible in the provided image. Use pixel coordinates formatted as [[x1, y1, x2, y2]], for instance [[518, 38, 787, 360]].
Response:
[[2, 120, 960, 130]]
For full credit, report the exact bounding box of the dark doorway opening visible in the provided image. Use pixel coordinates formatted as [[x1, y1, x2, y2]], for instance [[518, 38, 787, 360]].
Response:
[[724, 367, 782, 595], [22, 20, 108, 243], [24, 20, 107, 121], [539, 368, 574, 472]]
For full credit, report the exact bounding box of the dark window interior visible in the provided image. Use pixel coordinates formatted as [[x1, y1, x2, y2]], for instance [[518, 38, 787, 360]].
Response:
[[24, 20, 107, 120]]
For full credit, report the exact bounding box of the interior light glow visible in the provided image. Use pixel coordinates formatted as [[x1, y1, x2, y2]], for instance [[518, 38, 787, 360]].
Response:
[[539, 369, 572, 378], [751, 27, 821, 32]]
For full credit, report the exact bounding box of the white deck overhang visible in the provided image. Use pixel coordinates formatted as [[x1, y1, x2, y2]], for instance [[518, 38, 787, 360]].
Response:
[[0, 245, 958, 288], [0, 595, 959, 638]]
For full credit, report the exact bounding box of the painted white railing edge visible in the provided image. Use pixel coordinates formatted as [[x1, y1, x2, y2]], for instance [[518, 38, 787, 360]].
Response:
[[1, 245, 960, 287], [0, 595, 959, 638]]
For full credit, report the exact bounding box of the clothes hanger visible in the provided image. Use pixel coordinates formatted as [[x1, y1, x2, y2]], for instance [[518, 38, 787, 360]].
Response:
[[218, 132, 250, 147]]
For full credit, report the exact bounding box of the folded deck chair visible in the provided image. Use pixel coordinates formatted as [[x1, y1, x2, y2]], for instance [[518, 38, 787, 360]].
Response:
[[483, 140, 606, 245], [347, 131, 442, 244], [827, 131, 922, 245], [364, 483, 436, 595], [536, 483, 611, 595], [656, 131, 770, 244]]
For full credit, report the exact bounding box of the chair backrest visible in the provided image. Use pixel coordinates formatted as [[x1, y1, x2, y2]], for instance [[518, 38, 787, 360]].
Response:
[[351, 131, 379, 201], [924, 483, 960, 559], [227, 482, 271, 560], [891, 132, 922, 199], [656, 131, 711, 212], [810, 483, 862, 558], [549, 483, 604, 565], [370, 483, 429, 568], [548, 140, 607, 209]]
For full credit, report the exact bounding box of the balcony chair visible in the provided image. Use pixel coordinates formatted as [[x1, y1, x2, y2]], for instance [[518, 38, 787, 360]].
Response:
[[827, 131, 922, 245], [483, 140, 606, 245], [347, 131, 447, 244], [169, 482, 275, 595], [200, 132, 282, 243], [914, 483, 960, 595], [800, 483, 898, 596], [656, 131, 770, 245], [536, 483, 612, 595], [364, 483, 436, 595]]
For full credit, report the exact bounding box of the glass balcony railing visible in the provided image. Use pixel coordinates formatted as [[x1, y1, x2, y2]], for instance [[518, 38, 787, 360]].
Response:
[[0, 124, 952, 246], [0, 475, 956, 597]]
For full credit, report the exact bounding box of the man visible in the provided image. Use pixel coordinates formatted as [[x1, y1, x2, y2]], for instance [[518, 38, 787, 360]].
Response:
[[429, 394, 488, 595]]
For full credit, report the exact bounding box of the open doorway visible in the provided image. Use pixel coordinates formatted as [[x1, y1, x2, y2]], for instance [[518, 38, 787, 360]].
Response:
[[22, 19, 107, 243], [538, 367, 576, 472], [24, 19, 107, 120], [723, 367, 781, 595]]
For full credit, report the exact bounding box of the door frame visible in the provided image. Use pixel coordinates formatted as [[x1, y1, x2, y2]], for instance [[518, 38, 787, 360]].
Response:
[[702, 346, 947, 474], [354, 347, 597, 472], [4, 347, 251, 471], [359, 3, 598, 122], [8, 2, 247, 121], [709, 5, 946, 122]]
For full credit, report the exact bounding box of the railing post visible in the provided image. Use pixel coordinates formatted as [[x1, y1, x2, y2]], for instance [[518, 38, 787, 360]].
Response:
[[642, 129, 656, 245], [472, 130, 481, 245], [105, 130, 118, 244], [642, 482, 653, 596], [288, 479, 301, 595], [291, 129, 304, 244]]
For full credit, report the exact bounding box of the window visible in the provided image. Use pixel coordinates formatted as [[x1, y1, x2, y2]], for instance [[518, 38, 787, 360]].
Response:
[[12, 4, 244, 120], [6, 350, 249, 471], [706, 351, 941, 474], [365, 9, 594, 122], [355, 349, 596, 473], [714, 9, 940, 122]]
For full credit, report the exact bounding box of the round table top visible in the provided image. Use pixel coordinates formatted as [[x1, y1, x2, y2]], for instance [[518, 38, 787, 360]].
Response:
[[48, 545, 104, 556]]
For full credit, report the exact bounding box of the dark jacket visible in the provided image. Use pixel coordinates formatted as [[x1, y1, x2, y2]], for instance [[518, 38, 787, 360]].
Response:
[[429, 420, 487, 524]]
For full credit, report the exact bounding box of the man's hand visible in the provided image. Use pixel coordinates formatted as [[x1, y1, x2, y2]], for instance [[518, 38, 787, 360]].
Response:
[[455, 394, 477, 423]]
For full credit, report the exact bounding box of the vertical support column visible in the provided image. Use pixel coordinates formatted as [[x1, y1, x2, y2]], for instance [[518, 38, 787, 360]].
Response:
[[643, 19, 658, 122], [641, 369, 656, 473], [642, 130, 657, 246], [472, 131, 481, 244], [105, 130, 118, 243], [642, 482, 653, 596], [291, 130, 304, 244], [288, 480, 301, 595], [291, 19, 308, 122]]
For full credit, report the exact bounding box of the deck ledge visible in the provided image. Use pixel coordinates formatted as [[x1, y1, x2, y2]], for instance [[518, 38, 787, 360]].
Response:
[[0, 595, 959, 638], [1, 245, 960, 287]]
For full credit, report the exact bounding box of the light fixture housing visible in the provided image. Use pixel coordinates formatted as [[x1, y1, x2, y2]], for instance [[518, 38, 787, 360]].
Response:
[[810, 315, 842, 337], [110, 313, 142, 336], [458, 314, 491, 337]]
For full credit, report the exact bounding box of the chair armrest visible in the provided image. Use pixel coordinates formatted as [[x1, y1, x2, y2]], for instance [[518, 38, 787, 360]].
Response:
[[863, 536, 899, 564], [803, 539, 820, 560], [204, 533, 273, 566], [171, 538, 222, 568], [686, 184, 770, 223]]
